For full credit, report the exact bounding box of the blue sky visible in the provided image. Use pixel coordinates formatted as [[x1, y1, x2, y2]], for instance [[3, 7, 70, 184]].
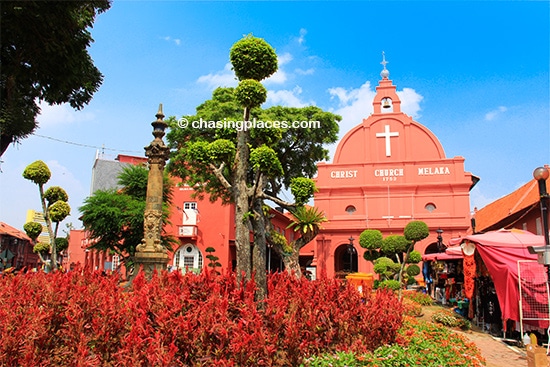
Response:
[[1, 0, 549, 231]]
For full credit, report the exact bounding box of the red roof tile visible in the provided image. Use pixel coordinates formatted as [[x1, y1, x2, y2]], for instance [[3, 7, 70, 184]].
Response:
[[0, 222, 32, 242], [475, 176, 550, 232]]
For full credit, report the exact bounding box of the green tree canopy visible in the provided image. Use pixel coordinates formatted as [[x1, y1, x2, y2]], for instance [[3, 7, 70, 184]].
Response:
[[79, 164, 175, 266], [1, 1, 111, 156]]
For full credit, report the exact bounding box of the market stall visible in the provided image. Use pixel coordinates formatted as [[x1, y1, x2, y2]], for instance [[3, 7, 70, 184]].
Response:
[[448, 229, 549, 339]]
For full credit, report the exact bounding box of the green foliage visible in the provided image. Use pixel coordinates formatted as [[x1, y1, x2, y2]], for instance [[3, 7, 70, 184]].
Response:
[[235, 79, 267, 108], [359, 229, 383, 250], [432, 310, 471, 330], [407, 250, 422, 263], [406, 264, 421, 277], [205, 247, 222, 272], [80, 190, 143, 257], [22, 160, 51, 185], [363, 250, 380, 262], [1, 1, 111, 155], [80, 165, 175, 259], [377, 279, 402, 291], [290, 177, 317, 206], [404, 220, 430, 242], [208, 139, 236, 162], [381, 235, 410, 254], [229, 34, 278, 81], [373, 257, 400, 280], [402, 291, 434, 306], [166, 88, 340, 205], [48, 201, 71, 223], [23, 222, 42, 241], [304, 318, 484, 366], [286, 206, 327, 234], [44, 186, 69, 206], [270, 230, 291, 254], [55, 237, 69, 253], [118, 164, 174, 204], [250, 145, 283, 177], [33, 242, 50, 254]]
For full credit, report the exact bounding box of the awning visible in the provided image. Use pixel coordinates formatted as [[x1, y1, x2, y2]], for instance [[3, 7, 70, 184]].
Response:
[[422, 252, 463, 261]]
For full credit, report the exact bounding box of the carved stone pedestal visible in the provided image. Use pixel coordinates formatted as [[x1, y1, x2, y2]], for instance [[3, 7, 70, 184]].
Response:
[[134, 251, 169, 280]]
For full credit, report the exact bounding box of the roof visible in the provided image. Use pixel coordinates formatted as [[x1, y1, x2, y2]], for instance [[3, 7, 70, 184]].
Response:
[[0, 222, 32, 242], [474, 175, 549, 232]]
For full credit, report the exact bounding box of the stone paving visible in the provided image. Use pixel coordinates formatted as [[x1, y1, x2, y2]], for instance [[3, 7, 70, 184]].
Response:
[[421, 306, 550, 367]]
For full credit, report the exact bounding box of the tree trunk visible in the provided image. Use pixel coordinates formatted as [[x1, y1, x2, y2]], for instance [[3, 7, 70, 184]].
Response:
[[251, 197, 267, 300], [233, 106, 251, 282], [283, 249, 301, 279], [398, 244, 414, 301], [39, 183, 57, 271]]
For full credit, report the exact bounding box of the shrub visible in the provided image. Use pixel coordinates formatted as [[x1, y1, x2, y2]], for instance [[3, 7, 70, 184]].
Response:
[[0, 269, 404, 366], [402, 298, 423, 317], [402, 290, 433, 306], [432, 309, 471, 330], [302, 317, 485, 367], [377, 279, 402, 291]]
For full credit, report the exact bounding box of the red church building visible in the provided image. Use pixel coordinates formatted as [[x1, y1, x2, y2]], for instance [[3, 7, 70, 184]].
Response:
[[306, 59, 478, 278]]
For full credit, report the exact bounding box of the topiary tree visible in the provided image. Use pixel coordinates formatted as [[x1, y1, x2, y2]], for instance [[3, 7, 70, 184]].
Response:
[[398, 220, 429, 299], [359, 221, 429, 297], [205, 247, 222, 275], [230, 34, 278, 295], [22, 160, 70, 271]]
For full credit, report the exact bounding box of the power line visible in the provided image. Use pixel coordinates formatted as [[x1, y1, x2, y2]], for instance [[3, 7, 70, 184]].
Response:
[[33, 134, 142, 154]]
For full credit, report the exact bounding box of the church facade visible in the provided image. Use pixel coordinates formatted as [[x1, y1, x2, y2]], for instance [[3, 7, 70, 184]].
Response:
[[305, 60, 478, 278]]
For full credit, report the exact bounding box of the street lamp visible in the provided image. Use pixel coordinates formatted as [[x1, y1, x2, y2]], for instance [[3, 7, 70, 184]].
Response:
[[528, 166, 550, 265], [347, 236, 357, 273]]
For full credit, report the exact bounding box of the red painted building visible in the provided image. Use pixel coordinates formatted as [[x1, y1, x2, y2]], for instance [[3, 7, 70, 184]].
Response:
[[307, 61, 478, 278], [0, 222, 40, 271], [69, 156, 292, 275], [473, 164, 550, 235]]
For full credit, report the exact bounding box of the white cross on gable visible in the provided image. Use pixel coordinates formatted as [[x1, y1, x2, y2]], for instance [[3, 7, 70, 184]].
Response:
[[375, 125, 399, 157]]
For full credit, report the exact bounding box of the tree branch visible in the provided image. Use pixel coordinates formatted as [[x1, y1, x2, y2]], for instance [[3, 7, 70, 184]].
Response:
[[260, 192, 296, 211], [209, 162, 232, 190]]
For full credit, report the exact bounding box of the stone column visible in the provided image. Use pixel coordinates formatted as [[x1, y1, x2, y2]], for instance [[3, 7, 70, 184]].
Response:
[[134, 104, 170, 279]]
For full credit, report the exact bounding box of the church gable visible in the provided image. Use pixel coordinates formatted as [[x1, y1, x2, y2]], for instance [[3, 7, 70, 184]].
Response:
[[333, 116, 446, 164]]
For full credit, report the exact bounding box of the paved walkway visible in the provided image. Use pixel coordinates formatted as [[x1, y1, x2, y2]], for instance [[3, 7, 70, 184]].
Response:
[[421, 306, 550, 367]]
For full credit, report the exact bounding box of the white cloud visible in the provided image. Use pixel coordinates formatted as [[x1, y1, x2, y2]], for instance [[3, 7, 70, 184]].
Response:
[[161, 36, 181, 46], [485, 106, 508, 121], [297, 28, 307, 45], [397, 88, 423, 119], [36, 101, 95, 128], [278, 52, 293, 66], [267, 86, 313, 107], [295, 68, 315, 75], [196, 63, 237, 90], [265, 52, 293, 85]]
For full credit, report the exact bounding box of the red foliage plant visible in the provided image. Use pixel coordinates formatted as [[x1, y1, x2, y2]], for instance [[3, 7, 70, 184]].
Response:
[[0, 269, 403, 366]]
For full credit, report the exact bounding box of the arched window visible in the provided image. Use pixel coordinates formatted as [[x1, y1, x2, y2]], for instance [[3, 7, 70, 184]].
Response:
[[173, 244, 203, 273], [345, 205, 356, 214], [425, 203, 436, 212]]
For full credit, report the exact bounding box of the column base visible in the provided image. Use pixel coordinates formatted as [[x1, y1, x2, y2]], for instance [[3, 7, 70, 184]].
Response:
[[133, 251, 169, 281]]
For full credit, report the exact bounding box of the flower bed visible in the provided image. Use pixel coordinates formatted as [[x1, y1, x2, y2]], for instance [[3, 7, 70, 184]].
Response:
[[0, 269, 404, 366], [302, 317, 485, 367]]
